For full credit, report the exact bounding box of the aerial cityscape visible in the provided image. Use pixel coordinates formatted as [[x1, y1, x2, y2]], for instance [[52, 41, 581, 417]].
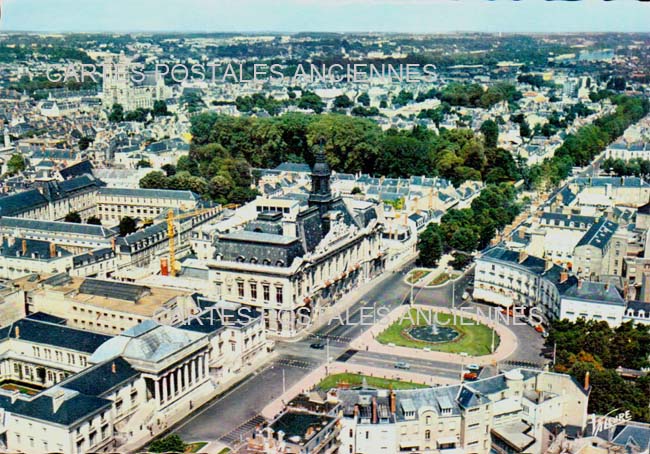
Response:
[[1, 1, 650, 454]]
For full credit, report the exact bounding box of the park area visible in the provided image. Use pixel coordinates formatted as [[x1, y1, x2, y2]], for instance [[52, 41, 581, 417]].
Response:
[[376, 308, 499, 356], [317, 373, 428, 391]]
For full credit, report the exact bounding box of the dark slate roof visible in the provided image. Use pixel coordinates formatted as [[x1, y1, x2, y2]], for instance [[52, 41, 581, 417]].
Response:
[[98, 187, 200, 201], [79, 279, 149, 302], [575, 219, 618, 250], [25, 312, 67, 325], [638, 200, 650, 216], [624, 300, 650, 317], [612, 425, 650, 451], [0, 189, 48, 216], [0, 392, 111, 426], [562, 281, 625, 306], [0, 217, 116, 238], [59, 160, 94, 180], [480, 247, 576, 294], [0, 318, 111, 353], [0, 238, 71, 260], [63, 357, 139, 397]]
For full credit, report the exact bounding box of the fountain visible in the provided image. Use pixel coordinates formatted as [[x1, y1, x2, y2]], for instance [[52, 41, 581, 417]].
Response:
[[407, 322, 460, 343]]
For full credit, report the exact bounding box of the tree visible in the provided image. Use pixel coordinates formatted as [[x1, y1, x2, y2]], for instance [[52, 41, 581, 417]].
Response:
[[351, 186, 363, 195], [148, 434, 186, 453], [418, 224, 443, 268], [139, 171, 169, 189], [86, 215, 102, 225], [7, 154, 26, 174], [519, 120, 531, 139], [357, 92, 370, 107], [64, 211, 82, 223], [208, 175, 233, 202], [108, 104, 124, 123], [297, 91, 324, 113], [480, 120, 499, 148], [119, 216, 137, 236], [78, 136, 92, 151], [333, 94, 354, 109], [136, 159, 152, 169], [152, 100, 169, 117], [161, 164, 177, 177]]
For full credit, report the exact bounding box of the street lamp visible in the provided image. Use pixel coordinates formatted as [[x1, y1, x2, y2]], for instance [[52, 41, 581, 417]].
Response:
[[449, 270, 455, 310]]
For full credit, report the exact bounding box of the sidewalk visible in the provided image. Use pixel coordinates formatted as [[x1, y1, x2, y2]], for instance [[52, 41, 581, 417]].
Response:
[[349, 304, 518, 366]]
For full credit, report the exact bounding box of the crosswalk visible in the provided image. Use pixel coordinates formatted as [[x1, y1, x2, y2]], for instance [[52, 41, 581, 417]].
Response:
[[219, 414, 266, 446], [277, 356, 320, 370], [308, 333, 352, 343]]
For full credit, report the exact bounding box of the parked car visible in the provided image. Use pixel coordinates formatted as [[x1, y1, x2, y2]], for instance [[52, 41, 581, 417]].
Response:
[[466, 364, 480, 372], [394, 361, 411, 370], [463, 372, 478, 381], [462, 291, 471, 301], [310, 342, 325, 350]]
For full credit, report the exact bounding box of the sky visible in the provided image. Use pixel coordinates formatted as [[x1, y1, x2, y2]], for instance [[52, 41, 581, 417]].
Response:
[[1, 0, 649, 34]]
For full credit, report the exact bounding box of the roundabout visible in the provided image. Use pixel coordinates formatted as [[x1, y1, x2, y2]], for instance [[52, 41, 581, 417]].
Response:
[[372, 307, 505, 358]]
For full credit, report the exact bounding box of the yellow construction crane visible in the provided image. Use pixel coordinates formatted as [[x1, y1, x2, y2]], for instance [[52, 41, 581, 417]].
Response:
[[166, 206, 221, 276]]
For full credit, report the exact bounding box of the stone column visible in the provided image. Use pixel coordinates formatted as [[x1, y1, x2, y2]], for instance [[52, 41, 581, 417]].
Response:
[[153, 379, 159, 404], [204, 353, 209, 376], [184, 363, 190, 389], [162, 376, 168, 402], [170, 371, 176, 397], [191, 358, 197, 383]]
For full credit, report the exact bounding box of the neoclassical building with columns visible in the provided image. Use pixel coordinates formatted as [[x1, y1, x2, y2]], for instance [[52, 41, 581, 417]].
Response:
[[0, 304, 266, 453]]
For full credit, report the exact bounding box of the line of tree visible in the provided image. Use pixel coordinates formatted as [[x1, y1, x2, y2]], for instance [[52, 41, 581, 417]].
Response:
[[602, 157, 650, 178], [527, 95, 650, 189], [548, 319, 650, 422], [418, 183, 521, 269], [189, 112, 521, 188]]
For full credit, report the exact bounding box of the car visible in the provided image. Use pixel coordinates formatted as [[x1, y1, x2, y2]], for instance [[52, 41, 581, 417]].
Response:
[[541, 331, 549, 338], [310, 342, 325, 350], [463, 372, 478, 381], [462, 291, 471, 301], [394, 361, 411, 370], [466, 364, 480, 372]]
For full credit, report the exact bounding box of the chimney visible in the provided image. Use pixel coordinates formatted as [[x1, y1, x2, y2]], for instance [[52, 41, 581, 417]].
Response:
[[518, 250, 528, 264], [578, 279, 583, 289], [8, 236, 15, 247], [111, 362, 116, 374], [545, 259, 553, 271], [560, 271, 568, 284], [604, 283, 609, 291], [111, 237, 116, 252], [49, 242, 56, 258], [21, 239, 27, 256], [14, 326, 19, 339], [52, 390, 66, 413], [584, 371, 590, 391], [353, 404, 359, 419], [371, 396, 378, 424], [10, 389, 20, 404], [389, 387, 396, 414]]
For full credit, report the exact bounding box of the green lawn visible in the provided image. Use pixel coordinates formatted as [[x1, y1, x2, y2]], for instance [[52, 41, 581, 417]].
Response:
[[217, 449, 230, 454], [377, 309, 499, 356], [317, 373, 428, 391], [406, 269, 431, 283]]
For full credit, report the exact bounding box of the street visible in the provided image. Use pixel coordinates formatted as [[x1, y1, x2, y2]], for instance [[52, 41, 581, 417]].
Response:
[[173, 263, 547, 444]]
